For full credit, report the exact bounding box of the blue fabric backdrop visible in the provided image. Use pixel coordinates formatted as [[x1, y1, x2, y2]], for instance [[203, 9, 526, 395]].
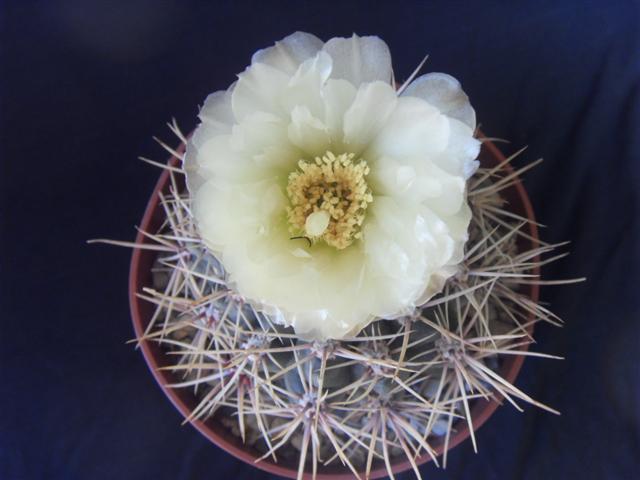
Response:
[[1, 1, 639, 479]]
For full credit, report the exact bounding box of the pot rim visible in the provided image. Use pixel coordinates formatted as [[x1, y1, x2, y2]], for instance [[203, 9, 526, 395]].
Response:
[[129, 135, 540, 479]]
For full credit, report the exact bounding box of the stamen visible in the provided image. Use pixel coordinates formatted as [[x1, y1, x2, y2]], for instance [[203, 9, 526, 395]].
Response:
[[286, 151, 373, 249]]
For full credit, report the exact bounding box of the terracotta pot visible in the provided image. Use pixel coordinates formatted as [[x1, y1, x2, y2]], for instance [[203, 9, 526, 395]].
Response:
[[129, 136, 539, 479]]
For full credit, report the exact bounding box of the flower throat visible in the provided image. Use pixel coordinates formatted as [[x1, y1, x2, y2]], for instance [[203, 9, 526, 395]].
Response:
[[286, 151, 373, 250]]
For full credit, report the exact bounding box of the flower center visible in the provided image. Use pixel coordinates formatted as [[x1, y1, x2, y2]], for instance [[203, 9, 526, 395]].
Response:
[[286, 151, 373, 250]]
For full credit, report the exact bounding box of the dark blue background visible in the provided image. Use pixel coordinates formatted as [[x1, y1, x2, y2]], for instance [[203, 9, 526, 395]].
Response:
[[1, 1, 639, 479]]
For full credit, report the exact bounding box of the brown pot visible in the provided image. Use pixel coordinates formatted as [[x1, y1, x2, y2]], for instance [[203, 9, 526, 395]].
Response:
[[129, 136, 540, 479]]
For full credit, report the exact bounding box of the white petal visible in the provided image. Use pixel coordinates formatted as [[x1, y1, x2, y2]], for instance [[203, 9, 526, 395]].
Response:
[[322, 34, 393, 86], [230, 111, 289, 156], [184, 89, 236, 193], [251, 32, 324, 75], [444, 202, 472, 265], [370, 156, 417, 195], [321, 79, 357, 148], [372, 156, 465, 216], [413, 204, 472, 306], [195, 179, 287, 253], [368, 96, 449, 160], [343, 81, 397, 154], [196, 134, 251, 183], [281, 51, 332, 120], [292, 248, 312, 259], [231, 62, 290, 120], [289, 50, 332, 85], [223, 230, 375, 339], [402, 72, 476, 129], [287, 105, 330, 156], [193, 183, 234, 250], [363, 199, 429, 313], [198, 89, 235, 128], [414, 164, 465, 215], [194, 129, 290, 192], [414, 206, 456, 266], [183, 138, 208, 194], [431, 117, 481, 179]]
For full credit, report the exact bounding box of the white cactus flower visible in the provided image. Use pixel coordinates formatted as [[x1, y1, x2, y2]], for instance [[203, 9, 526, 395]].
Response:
[[184, 32, 480, 339]]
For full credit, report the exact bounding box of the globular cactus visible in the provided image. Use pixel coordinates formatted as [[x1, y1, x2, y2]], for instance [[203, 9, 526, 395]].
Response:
[[93, 123, 581, 480]]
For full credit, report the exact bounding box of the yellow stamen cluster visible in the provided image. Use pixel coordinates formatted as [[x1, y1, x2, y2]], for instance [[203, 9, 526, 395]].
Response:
[[286, 151, 373, 250]]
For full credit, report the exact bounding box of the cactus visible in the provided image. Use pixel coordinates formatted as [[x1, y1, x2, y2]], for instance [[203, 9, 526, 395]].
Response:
[[93, 123, 582, 480]]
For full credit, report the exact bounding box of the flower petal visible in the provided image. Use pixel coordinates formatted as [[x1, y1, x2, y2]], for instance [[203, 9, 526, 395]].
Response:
[[227, 112, 301, 176], [431, 117, 481, 179], [287, 105, 330, 156], [230, 111, 289, 157], [281, 51, 332, 120], [363, 198, 431, 314], [367, 96, 449, 160], [251, 31, 324, 75], [413, 203, 472, 306], [372, 156, 465, 216], [231, 62, 291, 120], [183, 89, 235, 193], [198, 88, 236, 128], [183, 137, 209, 194], [321, 79, 357, 148], [223, 231, 376, 339], [196, 134, 252, 184], [402, 72, 476, 130], [342, 81, 397, 154], [195, 178, 287, 253], [322, 34, 393, 86]]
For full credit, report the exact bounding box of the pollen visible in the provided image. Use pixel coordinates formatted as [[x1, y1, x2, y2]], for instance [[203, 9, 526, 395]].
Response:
[[286, 151, 373, 250]]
